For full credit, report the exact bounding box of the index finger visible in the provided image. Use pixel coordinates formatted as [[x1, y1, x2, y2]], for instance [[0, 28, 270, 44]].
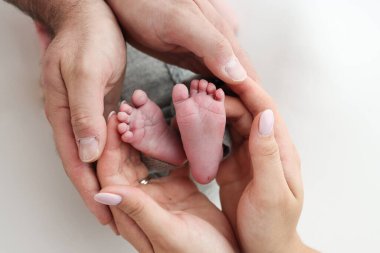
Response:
[[225, 95, 253, 138], [231, 77, 303, 199]]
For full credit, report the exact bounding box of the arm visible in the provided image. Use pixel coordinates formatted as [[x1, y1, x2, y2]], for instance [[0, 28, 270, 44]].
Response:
[[4, 0, 81, 33]]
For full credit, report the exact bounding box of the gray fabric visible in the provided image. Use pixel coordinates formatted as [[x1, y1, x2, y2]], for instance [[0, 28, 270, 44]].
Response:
[[122, 46, 194, 121], [121, 45, 231, 175]]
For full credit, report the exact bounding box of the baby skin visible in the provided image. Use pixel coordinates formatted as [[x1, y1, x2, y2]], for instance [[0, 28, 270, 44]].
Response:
[[117, 79, 226, 184]]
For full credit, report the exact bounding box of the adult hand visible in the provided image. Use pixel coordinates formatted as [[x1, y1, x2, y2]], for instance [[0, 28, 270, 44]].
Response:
[[218, 82, 317, 252], [39, 0, 126, 226], [95, 114, 238, 253], [219, 78, 302, 226], [105, 0, 257, 84]]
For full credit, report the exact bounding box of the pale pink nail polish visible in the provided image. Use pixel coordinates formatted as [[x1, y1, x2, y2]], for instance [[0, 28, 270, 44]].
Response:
[[94, 193, 122, 206], [259, 109, 274, 136]]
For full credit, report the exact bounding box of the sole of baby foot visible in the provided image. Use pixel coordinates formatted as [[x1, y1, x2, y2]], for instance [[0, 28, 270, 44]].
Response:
[[173, 80, 226, 184]]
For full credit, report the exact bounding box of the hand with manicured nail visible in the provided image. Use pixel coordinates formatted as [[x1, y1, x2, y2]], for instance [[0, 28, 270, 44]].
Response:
[[105, 0, 257, 84], [95, 114, 238, 253], [218, 84, 318, 252]]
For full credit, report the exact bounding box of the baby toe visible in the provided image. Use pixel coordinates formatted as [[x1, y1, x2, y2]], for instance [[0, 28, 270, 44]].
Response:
[[206, 83, 217, 95], [118, 122, 129, 134], [173, 83, 190, 103], [198, 79, 208, 92], [117, 111, 130, 122], [132, 90, 149, 108], [214, 88, 225, 102], [121, 131, 134, 143], [190, 79, 200, 96], [120, 103, 133, 114]]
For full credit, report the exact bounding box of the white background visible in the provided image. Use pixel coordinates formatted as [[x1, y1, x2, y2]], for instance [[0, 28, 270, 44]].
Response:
[[1, 0, 380, 252]]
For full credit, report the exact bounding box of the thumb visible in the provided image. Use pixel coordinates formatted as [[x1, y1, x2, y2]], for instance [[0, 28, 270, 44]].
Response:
[[167, 8, 247, 83], [66, 75, 107, 163], [249, 110, 289, 196], [94, 186, 175, 238]]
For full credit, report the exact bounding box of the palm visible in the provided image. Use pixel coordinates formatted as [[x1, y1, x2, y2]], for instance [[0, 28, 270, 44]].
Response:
[[97, 116, 236, 252], [140, 169, 236, 252]]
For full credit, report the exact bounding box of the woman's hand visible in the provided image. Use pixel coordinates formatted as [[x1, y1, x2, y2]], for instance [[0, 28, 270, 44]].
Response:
[[95, 114, 238, 253], [218, 80, 318, 252]]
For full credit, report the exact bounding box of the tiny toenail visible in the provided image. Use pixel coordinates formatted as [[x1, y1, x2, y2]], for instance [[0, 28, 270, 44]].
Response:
[[117, 112, 127, 119], [107, 111, 116, 120]]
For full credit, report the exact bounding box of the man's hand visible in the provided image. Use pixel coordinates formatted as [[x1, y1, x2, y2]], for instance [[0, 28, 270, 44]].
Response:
[[42, 1, 126, 226], [106, 0, 256, 84], [6, 0, 127, 226]]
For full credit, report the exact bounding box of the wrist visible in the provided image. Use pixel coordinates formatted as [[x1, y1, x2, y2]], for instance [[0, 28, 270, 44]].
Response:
[[5, 0, 103, 34], [48, 0, 106, 34]]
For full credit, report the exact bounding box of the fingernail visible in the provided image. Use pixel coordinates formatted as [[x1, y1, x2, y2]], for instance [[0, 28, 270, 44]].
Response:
[[107, 111, 116, 121], [224, 57, 247, 82], [94, 193, 122, 206], [259, 109, 274, 136], [78, 137, 99, 162]]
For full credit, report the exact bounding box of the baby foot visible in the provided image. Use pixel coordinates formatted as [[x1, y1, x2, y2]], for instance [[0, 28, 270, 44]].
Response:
[[173, 80, 226, 184], [117, 90, 186, 165]]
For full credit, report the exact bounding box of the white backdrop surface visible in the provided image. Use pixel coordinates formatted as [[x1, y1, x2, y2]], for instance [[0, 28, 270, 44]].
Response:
[[1, 0, 379, 252]]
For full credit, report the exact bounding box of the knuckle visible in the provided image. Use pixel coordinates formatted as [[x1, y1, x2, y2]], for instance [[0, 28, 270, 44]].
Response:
[[44, 102, 63, 125], [159, 3, 198, 43], [215, 18, 231, 35], [72, 60, 98, 82], [41, 59, 57, 89], [44, 107, 54, 123], [160, 11, 185, 42], [70, 111, 96, 136], [214, 36, 229, 52], [126, 201, 145, 218], [211, 36, 232, 62], [256, 140, 280, 159]]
